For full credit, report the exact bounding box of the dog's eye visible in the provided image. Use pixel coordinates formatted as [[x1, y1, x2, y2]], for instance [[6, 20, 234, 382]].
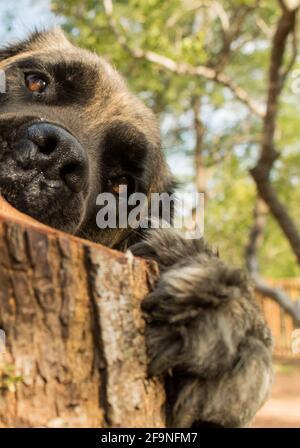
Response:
[[25, 74, 47, 93], [107, 177, 130, 195]]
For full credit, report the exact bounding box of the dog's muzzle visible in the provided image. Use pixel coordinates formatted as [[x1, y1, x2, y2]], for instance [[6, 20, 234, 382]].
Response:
[[0, 117, 90, 231], [13, 122, 88, 194]]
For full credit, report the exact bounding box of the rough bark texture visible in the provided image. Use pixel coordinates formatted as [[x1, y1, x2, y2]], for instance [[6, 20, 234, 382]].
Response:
[[250, 4, 300, 264], [0, 198, 165, 428]]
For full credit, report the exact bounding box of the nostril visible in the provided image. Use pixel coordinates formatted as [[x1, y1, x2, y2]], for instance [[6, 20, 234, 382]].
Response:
[[27, 124, 59, 156], [61, 162, 85, 193], [61, 162, 78, 180], [26, 123, 88, 193], [39, 137, 57, 155]]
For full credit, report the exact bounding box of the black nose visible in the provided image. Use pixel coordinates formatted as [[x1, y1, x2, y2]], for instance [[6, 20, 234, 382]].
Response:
[[26, 123, 88, 193]]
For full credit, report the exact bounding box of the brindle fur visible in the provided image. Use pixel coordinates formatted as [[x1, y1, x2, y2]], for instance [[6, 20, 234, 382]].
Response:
[[0, 29, 273, 427]]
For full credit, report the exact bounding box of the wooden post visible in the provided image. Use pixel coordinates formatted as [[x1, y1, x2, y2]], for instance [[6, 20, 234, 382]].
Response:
[[0, 197, 165, 427]]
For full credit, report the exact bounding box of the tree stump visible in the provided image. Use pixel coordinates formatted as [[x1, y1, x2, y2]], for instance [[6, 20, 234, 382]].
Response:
[[0, 197, 165, 427]]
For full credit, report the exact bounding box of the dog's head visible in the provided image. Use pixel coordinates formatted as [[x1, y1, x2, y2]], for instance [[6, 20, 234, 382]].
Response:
[[0, 29, 171, 246]]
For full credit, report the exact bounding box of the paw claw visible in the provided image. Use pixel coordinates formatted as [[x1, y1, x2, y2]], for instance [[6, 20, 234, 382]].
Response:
[[129, 241, 156, 259], [148, 341, 181, 376], [141, 291, 162, 312]]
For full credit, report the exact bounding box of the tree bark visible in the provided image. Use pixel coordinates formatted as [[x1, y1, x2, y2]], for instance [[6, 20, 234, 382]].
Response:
[[0, 197, 165, 428], [250, 3, 300, 264], [245, 198, 300, 325], [192, 96, 207, 196]]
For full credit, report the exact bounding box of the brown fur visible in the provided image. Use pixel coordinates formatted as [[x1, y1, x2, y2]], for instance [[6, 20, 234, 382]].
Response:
[[0, 28, 172, 246], [0, 29, 273, 427]]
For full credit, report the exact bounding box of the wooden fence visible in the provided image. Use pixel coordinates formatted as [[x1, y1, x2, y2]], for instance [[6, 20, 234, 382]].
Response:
[[256, 278, 300, 358]]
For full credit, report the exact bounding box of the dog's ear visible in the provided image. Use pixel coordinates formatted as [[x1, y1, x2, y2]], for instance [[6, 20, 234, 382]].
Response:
[[0, 28, 68, 62], [102, 119, 177, 222], [0, 42, 27, 61], [102, 120, 152, 195], [0, 31, 41, 61]]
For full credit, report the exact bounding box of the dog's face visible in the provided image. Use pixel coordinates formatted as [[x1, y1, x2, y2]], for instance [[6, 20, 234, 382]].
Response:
[[0, 29, 171, 246]]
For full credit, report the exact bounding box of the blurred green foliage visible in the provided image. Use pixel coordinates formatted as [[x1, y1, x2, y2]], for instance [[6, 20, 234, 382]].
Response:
[[52, 0, 300, 277]]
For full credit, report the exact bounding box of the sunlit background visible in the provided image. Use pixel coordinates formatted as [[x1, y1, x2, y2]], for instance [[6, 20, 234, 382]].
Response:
[[1, 0, 300, 427]]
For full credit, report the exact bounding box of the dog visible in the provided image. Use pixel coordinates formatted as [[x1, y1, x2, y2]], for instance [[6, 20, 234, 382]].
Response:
[[0, 29, 273, 427]]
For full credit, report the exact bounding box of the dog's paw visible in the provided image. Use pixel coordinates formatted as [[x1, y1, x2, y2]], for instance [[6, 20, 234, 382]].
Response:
[[130, 227, 215, 270], [169, 337, 273, 428], [142, 257, 263, 377], [131, 228, 273, 427], [131, 229, 271, 375]]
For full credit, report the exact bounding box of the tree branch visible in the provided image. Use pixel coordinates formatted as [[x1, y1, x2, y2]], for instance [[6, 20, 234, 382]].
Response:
[[192, 96, 207, 194], [102, 0, 265, 117], [250, 2, 300, 264], [246, 199, 300, 325], [255, 17, 273, 39], [103, 0, 300, 266], [210, 2, 260, 70]]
